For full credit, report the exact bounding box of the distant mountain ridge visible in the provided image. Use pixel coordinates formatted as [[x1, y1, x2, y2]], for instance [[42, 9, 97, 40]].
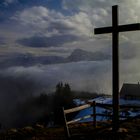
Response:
[[0, 49, 111, 68], [67, 49, 111, 62], [0, 53, 65, 68]]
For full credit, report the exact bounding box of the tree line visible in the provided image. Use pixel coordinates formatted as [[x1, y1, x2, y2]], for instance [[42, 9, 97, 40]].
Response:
[[5, 82, 100, 128]]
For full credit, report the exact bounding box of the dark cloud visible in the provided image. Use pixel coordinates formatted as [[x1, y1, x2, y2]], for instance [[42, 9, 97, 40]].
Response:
[[0, 49, 111, 69], [17, 34, 80, 48], [0, 37, 6, 45], [0, 70, 41, 127], [0, 53, 65, 68], [0, 0, 43, 7], [0, 0, 62, 12]]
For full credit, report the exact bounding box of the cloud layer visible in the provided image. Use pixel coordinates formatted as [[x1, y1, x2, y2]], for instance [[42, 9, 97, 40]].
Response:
[[1, 0, 140, 129], [0, 0, 140, 84], [0, 1, 140, 116]]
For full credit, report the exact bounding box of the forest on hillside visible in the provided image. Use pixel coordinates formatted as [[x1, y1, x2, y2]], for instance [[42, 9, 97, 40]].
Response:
[[0, 82, 101, 129]]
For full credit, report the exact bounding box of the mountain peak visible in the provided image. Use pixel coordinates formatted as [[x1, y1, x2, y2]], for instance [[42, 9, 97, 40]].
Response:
[[67, 49, 111, 62]]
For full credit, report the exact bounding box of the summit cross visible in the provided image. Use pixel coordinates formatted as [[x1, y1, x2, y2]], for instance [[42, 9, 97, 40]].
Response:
[[94, 5, 140, 131]]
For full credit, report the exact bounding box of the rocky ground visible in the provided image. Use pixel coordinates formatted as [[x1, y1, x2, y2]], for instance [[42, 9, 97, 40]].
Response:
[[0, 118, 139, 140]]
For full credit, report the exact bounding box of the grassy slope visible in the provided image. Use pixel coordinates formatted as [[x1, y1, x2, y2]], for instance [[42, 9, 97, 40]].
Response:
[[0, 119, 140, 140]]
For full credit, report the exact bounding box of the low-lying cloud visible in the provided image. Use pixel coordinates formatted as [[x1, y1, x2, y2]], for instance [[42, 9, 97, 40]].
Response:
[[0, 55, 140, 128], [0, 61, 111, 127]]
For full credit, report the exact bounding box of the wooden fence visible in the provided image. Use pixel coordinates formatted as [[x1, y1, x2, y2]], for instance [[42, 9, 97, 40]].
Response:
[[62, 101, 140, 138]]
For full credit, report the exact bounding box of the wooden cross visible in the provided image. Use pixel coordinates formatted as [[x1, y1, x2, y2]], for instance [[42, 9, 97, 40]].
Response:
[[94, 5, 140, 131]]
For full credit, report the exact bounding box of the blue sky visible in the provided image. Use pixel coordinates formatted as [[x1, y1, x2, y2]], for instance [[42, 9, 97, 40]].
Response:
[[0, 0, 140, 93]]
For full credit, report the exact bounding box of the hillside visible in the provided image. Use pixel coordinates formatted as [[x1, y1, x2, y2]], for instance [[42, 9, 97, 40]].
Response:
[[0, 119, 140, 140], [0, 96, 139, 140]]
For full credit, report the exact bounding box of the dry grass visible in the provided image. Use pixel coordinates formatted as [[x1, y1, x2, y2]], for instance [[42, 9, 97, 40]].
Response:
[[0, 119, 139, 140]]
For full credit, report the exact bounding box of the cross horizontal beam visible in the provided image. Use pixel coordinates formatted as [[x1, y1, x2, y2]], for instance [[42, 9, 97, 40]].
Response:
[[94, 23, 140, 34]]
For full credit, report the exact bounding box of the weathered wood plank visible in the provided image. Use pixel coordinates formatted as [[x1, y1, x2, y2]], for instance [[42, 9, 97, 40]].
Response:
[[96, 103, 140, 109], [66, 113, 131, 125], [94, 27, 112, 34], [119, 23, 140, 32], [120, 104, 140, 109], [62, 107, 70, 138], [67, 115, 92, 125], [93, 102, 96, 128], [64, 102, 140, 114], [64, 104, 91, 114], [94, 23, 140, 34]]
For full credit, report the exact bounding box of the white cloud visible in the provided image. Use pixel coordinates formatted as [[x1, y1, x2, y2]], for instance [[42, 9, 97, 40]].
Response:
[[62, 0, 140, 26], [3, 61, 112, 94], [1, 0, 140, 98], [12, 6, 93, 37], [6, 1, 140, 61], [9, 0, 140, 43], [3, 56, 140, 94], [12, 6, 51, 29], [62, 12, 93, 36], [62, 0, 114, 25]]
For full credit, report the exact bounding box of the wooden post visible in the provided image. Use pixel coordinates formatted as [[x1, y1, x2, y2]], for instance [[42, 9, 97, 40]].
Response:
[[62, 107, 70, 138], [112, 5, 119, 132], [93, 101, 96, 128]]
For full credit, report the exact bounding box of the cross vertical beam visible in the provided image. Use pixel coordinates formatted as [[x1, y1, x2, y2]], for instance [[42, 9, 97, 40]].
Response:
[[112, 5, 119, 131]]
